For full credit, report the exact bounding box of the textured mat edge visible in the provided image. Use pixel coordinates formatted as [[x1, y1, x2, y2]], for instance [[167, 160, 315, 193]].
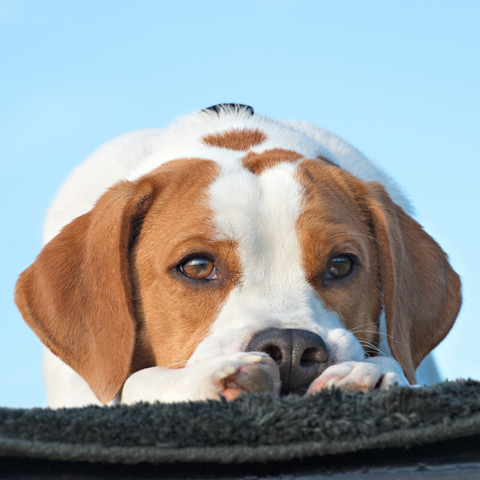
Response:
[[1, 411, 480, 465]]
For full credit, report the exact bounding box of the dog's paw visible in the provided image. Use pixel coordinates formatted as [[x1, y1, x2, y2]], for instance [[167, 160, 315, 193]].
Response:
[[121, 352, 280, 404], [198, 352, 281, 401], [307, 361, 407, 395]]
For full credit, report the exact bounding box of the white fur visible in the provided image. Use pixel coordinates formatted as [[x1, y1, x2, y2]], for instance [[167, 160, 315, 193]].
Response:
[[41, 107, 423, 407]]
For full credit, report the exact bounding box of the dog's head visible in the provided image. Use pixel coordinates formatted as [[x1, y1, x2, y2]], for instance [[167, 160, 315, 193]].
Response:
[[15, 111, 461, 403]]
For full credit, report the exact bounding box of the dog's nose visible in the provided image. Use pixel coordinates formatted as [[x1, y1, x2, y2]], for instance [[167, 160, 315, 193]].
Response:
[[246, 328, 328, 395]]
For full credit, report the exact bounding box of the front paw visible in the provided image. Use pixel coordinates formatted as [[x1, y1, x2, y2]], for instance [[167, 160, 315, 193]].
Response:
[[203, 352, 281, 401], [307, 361, 406, 394]]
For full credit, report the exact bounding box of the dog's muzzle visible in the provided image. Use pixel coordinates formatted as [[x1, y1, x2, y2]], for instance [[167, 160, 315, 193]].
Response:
[[246, 328, 328, 395]]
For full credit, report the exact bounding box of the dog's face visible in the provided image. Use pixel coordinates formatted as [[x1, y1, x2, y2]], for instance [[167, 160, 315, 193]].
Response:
[[131, 156, 380, 370], [15, 127, 461, 403]]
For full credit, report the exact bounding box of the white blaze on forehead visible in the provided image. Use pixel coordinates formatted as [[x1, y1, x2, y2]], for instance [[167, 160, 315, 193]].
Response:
[[212, 162, 305, 308], [188, 161, 364, 365]]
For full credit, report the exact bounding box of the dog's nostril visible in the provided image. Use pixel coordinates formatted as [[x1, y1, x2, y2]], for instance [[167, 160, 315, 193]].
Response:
[[265, 345, 282, 364], [300, 347, 328, 367], [246, 328, 329, 395]]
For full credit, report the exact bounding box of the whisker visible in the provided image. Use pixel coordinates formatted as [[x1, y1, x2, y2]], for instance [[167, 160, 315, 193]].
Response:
[[349, 327, 412, 351], [165, 361, 188, 368], [357, 339, 386, 356], [355, 336, 416, 379], [349, 325, 377, 333]]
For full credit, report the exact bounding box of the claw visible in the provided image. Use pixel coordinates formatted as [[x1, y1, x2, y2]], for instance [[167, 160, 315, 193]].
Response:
[[361, 374, 375, 389], [214, 365, 237, 382]]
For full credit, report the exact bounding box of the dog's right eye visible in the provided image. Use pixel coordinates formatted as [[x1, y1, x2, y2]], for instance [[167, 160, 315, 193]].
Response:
[[180, 257, 217, 280], [326, 254, 353, 279]]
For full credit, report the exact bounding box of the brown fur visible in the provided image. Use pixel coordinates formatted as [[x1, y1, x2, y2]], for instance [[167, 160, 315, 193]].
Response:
[[360, 182, 462, 383], [202, 128, 266, 151], [14, 180, 154, 403], [316, 154, 340, 168], [296, 159, 461, 383], [129, 160, 242, 373], [15, 159, 241, 402], [242, 148, 304, 174], [296, 160, 382, 355]]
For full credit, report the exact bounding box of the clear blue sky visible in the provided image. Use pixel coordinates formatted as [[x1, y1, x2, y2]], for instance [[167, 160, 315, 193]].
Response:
[[1, 1, 479, 407]]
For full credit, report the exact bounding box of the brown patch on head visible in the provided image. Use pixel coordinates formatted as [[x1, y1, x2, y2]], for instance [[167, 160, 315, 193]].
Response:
[[130, 159, 242, 372], [202, 128, 266, 151], [295, 160, 461, 383], [242, 148, 304, 175], [295, 160, 382, 356], [15, 158, 242, 402]]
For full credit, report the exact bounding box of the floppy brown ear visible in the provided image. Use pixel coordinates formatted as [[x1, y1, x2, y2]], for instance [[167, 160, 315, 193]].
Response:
[[364, 182, 461, 384], [15, 177, 159, 403]]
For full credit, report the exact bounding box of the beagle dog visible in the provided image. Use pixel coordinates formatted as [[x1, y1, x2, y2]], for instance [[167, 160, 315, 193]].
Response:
[[15, 104, 461, 408]]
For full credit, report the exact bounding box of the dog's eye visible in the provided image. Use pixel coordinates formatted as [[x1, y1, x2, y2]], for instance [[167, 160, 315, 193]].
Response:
[[327, 255, 353, 279], [180, 257, 217, 280]]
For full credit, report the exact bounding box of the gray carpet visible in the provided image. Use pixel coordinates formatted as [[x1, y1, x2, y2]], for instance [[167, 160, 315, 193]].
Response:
[[1, 380, 479, 465]]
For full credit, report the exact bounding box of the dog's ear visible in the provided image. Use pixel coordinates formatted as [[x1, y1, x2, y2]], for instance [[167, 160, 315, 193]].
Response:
[[15, 176, 159, 403], [363, 182, 461, 384]]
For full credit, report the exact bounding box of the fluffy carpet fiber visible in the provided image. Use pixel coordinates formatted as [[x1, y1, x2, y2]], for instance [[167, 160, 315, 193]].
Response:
[[1, 380, 480, 465]]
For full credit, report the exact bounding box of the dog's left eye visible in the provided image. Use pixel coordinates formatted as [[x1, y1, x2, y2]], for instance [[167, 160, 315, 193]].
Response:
[[180, 257, 217, 280], [327, 255, 353, 279]]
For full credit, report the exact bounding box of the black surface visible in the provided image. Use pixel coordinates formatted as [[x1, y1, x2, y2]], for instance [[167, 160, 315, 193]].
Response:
[[1, 434, 480, 479], [2, 381, 480, 478]]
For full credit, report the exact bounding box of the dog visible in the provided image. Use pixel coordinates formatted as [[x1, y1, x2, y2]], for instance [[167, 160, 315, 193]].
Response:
[[15, 104, 461, 408]]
